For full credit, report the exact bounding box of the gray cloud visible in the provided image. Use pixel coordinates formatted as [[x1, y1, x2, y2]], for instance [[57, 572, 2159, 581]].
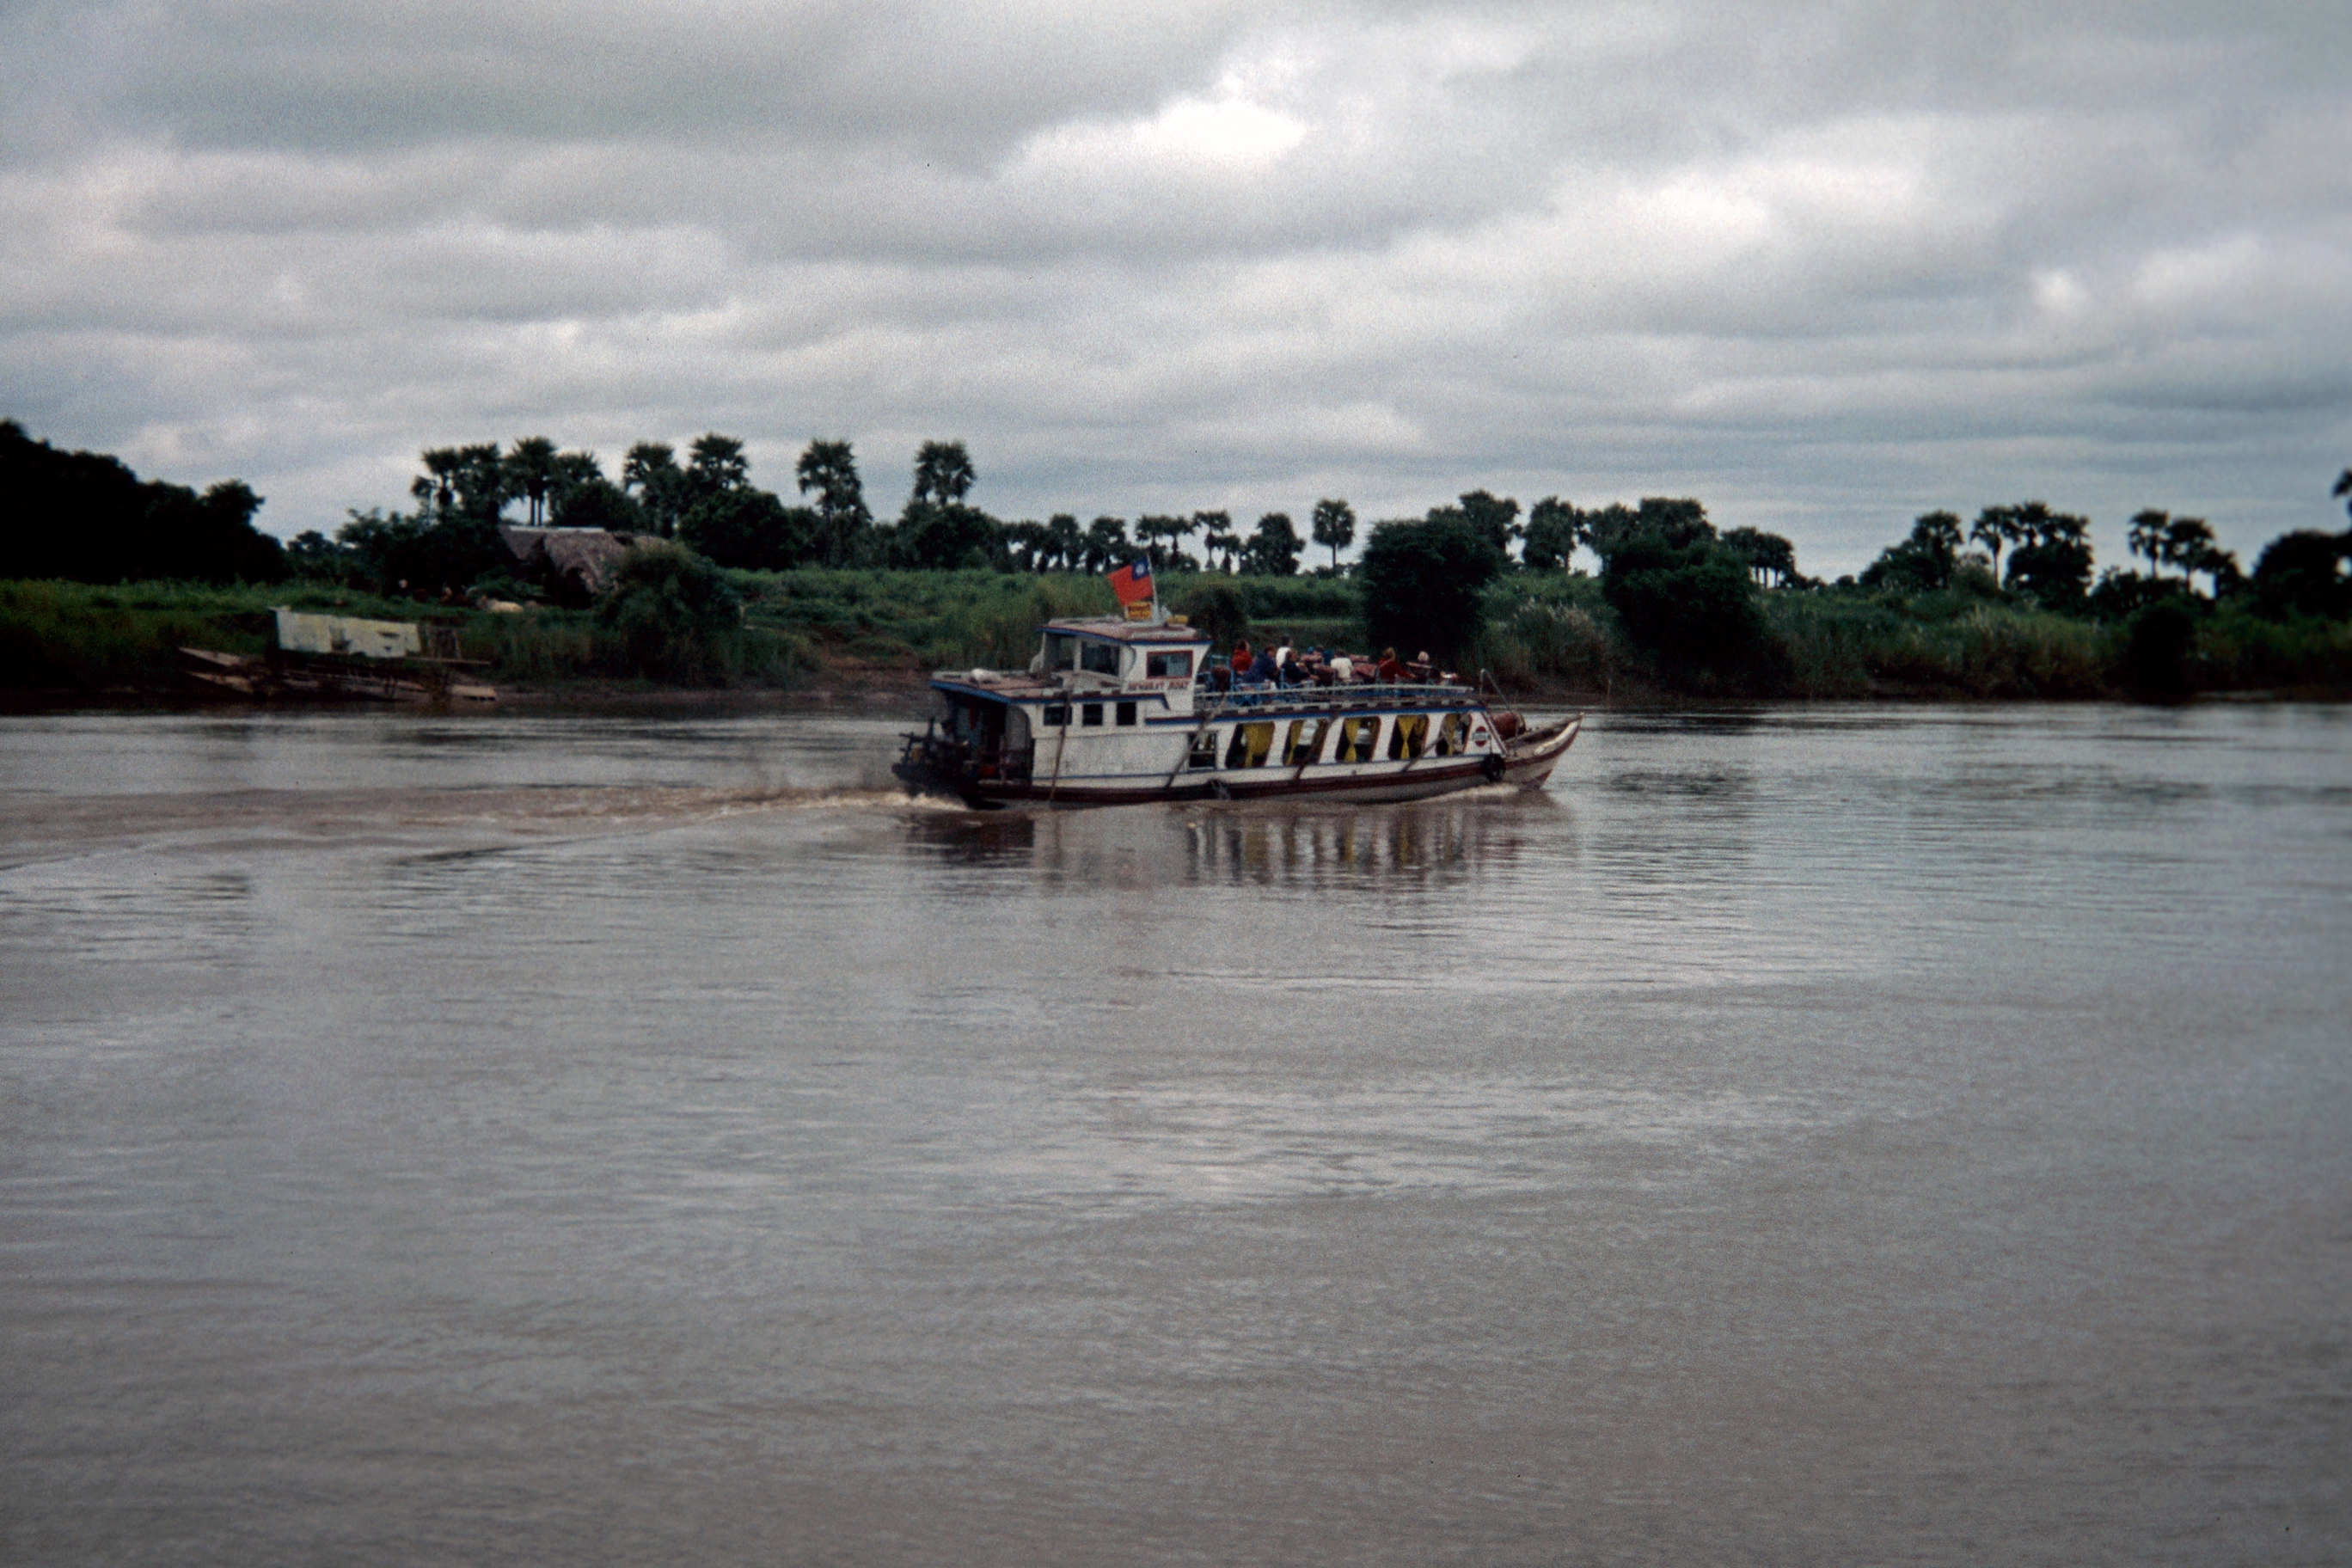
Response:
[[3, 0, 2347, 573]]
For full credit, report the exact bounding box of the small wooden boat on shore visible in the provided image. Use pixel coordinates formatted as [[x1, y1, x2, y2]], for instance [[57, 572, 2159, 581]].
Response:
[[895, 614, 1578, 809]]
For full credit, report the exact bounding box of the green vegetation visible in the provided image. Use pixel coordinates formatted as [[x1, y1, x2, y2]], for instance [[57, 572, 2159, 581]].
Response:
[[5, 420, 2349, 701]]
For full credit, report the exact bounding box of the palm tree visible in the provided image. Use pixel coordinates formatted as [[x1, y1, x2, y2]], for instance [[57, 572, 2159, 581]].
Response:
[[549, 450, 603, 521], [1969, 505, 2017, 585], [1044, 514, 1082, 572], [409, 447, 466, 520], [1081, 517, 1128, 573], [796, 439, 870, 564], [912, 440, 975, 506], [505, 437, 558, 527], [687, 433, 748, 496], [622, 442, 685, 537], [1311, 499, 1357, 572], [2161, 516, 2218, 586], [2128, 509, 2171, 578]]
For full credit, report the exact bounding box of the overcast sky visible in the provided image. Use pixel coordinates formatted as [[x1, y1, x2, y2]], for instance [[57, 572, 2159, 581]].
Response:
[[3, 0, 2347, 575]]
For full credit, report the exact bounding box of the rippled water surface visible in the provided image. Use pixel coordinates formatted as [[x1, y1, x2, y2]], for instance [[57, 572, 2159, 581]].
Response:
[[4, 704, 2349, 1565]]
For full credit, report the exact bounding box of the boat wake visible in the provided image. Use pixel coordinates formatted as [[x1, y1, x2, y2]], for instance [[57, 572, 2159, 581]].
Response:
[[0, 781, 957, 869]]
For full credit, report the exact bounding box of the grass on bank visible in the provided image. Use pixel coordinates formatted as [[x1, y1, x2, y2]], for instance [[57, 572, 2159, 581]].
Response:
[[4, 568, 2348, 698]]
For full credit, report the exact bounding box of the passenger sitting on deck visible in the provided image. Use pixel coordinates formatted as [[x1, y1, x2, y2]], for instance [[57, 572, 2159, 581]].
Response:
[[1376, 646, 1406, 682], [1410, 651, 1434, 682], [1279, 648, 1305, 687], [1229, 641, 1254, 683], [1327, 652, 1353, 683]]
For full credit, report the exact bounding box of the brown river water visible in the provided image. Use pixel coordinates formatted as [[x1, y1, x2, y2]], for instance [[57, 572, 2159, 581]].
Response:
[[3, 703, 2348, 1565]]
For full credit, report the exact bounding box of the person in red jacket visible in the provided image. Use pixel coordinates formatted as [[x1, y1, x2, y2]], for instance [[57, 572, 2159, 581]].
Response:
[[1229, 640, 1254, 682], [1375, 646, 1406, 682]]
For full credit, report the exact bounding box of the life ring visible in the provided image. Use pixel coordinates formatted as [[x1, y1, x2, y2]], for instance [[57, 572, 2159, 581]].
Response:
[[1482, 752, 1508, 783]]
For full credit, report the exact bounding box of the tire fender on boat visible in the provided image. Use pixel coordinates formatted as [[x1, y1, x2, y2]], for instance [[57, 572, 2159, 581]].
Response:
[[1482, 751, 1508, 783]]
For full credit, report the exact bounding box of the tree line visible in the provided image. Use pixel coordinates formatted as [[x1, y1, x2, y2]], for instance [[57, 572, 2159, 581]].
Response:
[[1, 420, 285, 584], [7, 412, 2346, 643]]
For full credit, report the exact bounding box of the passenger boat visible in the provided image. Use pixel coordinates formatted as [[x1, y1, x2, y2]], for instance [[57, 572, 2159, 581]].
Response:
[[894, 613, 1579, 808]]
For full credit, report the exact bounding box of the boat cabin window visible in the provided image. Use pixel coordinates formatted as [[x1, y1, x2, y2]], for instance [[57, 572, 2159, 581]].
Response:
[[1044, 634, 1078, 671], [1389, 714, 1429, 761], [1436, 713, 1469, 756], [1042, 703, 1070, 727], [1080, 640, 1121, 677], [1146, 650, 1193, 680], [1116, 701, 1137, 726], [1333, 715, 1381, 763], [1188, 730, 1218, 769], [1081, 703, 1104, 726], [1224, 721, 1275, 769], [1283, 719, 1326, 766]]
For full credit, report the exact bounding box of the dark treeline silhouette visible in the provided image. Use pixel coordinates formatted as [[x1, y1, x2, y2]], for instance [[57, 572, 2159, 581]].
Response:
[[2, 420, 285, 583]]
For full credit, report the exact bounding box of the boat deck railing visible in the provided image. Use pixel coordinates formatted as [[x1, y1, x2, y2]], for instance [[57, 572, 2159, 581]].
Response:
[[1197, 680, 1479, 717]]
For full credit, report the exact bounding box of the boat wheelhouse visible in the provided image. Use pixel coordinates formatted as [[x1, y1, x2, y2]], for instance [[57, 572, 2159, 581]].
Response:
[[894, 615, 1579, 808]]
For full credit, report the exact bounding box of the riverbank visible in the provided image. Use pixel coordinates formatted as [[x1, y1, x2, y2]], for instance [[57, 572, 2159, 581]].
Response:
[[5, 570, 2349, 707]]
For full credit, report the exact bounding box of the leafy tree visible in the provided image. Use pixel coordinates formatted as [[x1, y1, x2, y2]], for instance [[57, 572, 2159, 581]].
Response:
[[594, 541, 744, 683], [622, 442, 688, 537], [505, 437, 559, 527], [892, 502, 1006, 570], [2250, 530, 2352, 619], [1521, 497, 1584, 572], [0, 420, 285, 583], [1358, 516, 1504, 661], [334, 506, 505, 596], [911, 440, 976, 505], [795, 438, 871, 565], [679, 487, 812, 570], [285, 529, 356, 581], [1310, 498, 1357, 572], [1453, 490, 1522, 559], [1080, 516, 1128, 573], [1587, 498, 1713, 572], [1240, 511, 1302, 576], [551, 477, 644, 533], [1602, 530, 1778, 685]]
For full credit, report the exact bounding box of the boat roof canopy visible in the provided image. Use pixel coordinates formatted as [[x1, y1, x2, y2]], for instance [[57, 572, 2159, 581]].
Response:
[[1039, 616, 1209, 645]]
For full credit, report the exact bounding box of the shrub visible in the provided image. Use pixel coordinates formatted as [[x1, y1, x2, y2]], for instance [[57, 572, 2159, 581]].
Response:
[[2122, 600, 2196, 696], [593, 542, 745, 682], [1171, 579, 1248, 649]]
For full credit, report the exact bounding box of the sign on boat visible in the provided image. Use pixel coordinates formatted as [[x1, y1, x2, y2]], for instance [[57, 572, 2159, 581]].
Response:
[[894, 613, 1580, 809]]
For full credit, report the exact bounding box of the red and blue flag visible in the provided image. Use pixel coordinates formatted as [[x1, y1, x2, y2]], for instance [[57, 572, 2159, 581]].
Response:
[[1107, 556, 1154, 606]]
